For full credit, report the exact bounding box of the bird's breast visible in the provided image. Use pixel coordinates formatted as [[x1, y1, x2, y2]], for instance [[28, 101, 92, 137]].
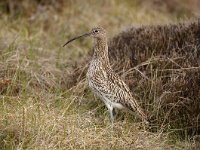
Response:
[[86, 60, 107, 90]]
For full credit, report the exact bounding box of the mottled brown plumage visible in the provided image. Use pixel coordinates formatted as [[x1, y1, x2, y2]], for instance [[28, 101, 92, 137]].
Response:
[[63, 27, 148, 124]]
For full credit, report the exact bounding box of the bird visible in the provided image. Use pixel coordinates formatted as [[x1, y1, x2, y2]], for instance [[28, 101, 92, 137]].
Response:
[[63, 27, 149, 125]]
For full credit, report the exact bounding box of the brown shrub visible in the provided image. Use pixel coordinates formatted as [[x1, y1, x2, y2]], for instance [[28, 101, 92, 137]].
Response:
[[108, 19, 200, 137]]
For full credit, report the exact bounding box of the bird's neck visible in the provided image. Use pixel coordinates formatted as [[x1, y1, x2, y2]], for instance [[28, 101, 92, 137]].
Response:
[[93, 38, 110, 67]]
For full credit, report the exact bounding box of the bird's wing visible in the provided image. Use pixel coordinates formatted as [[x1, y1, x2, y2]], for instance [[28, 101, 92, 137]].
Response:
[[94, 69, 147, 120], [106, 72, 140, 111]]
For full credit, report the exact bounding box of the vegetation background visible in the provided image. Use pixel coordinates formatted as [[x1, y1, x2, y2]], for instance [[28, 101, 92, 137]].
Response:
[[0, 0, 199, 149]]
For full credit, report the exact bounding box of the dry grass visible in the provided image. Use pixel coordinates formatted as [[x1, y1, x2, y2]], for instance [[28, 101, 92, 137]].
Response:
[[0, 0, 199, 149]]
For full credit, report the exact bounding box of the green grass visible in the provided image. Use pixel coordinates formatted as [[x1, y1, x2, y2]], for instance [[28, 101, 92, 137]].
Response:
[[0, 0, 198, 149]]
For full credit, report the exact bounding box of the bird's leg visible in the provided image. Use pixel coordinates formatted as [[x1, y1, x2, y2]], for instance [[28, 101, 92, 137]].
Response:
[[108, 106, 114, 138], [104, 102, 114, 136], [109, 107, 114, 125], [105, 103, 114, 124], [112, 108, 117, 118]]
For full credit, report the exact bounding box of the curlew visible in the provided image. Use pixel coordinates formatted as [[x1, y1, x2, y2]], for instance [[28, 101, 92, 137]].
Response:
[[63, 27, 149, 125]]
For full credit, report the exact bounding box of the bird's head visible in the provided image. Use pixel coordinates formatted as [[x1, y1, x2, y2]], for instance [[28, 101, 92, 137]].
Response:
[[63, 27, 106, 47], [90, 27, 106, 39]]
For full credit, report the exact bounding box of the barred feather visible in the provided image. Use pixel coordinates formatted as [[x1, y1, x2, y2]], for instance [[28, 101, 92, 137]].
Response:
[[86, 27, 148, 123]]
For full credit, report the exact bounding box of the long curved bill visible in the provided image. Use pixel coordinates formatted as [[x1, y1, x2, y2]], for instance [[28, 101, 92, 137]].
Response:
[[63, 32, 92, 47]]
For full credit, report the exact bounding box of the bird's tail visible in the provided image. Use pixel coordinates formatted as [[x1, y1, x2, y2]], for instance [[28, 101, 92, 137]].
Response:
[[136, 107, 149, 124], [128, 99, 149, 124]]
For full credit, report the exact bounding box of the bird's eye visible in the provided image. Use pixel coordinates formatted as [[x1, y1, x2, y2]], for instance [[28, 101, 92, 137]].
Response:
[[94, 30, 98, 33]]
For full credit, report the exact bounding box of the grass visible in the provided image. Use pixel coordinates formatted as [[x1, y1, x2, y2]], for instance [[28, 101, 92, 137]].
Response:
[[0, 0, 199, 149]]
